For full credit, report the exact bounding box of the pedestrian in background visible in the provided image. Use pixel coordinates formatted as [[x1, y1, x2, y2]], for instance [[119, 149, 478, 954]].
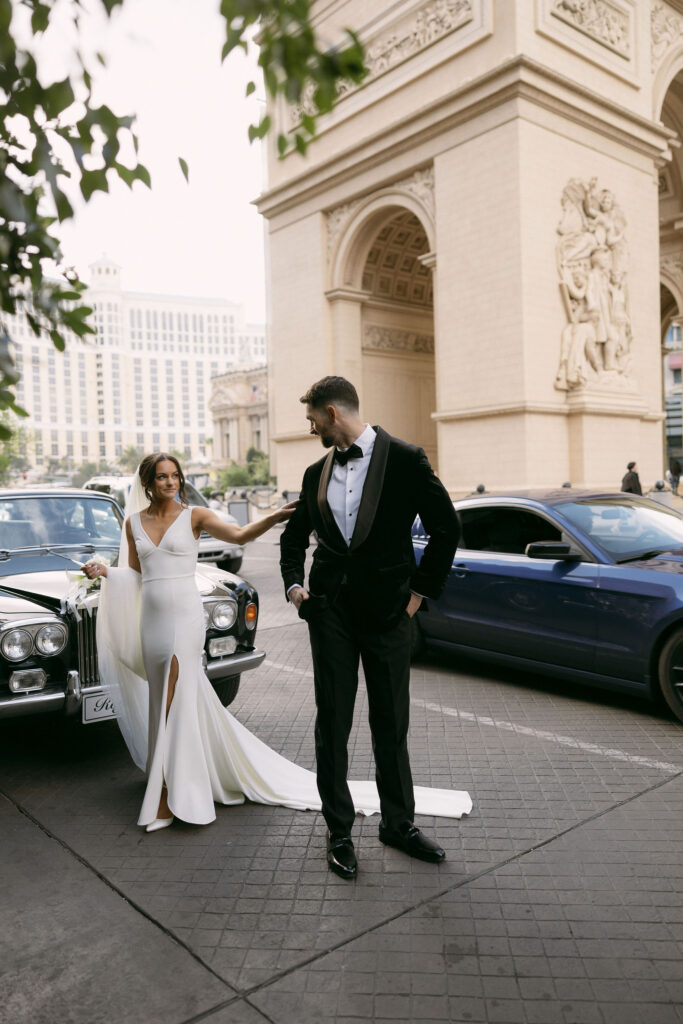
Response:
[[621, 461, 642, 495], [670, 458, 681, 496]]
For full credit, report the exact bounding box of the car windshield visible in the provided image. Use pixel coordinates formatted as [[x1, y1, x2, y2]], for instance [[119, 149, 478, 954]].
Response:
[[556, 498, 683, 561], [0, 495, 123, 550]]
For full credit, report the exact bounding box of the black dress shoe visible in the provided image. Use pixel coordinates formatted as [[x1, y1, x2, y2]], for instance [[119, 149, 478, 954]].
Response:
[[379, 823, 446, 863], [327, 835, 357, 879]]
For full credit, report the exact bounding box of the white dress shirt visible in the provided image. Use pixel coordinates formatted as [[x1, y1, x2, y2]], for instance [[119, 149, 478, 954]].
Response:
[[287, 424, 423, 600], [327, 423, 376, 545]]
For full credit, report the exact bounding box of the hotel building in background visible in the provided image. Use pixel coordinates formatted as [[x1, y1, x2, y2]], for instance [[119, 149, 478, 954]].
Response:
[[8, 256, 266, 469]]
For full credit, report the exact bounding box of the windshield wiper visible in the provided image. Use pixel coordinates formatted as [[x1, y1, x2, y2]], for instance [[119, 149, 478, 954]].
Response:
[[616, 549, 670, 564], [0, 542, 118, 562]]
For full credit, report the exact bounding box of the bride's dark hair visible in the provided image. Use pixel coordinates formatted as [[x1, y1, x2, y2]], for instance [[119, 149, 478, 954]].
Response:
[[138, 452, 188, 506]]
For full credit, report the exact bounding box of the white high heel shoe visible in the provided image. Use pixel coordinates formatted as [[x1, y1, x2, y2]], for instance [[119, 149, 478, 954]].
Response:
[[145, 815, 174, 833]]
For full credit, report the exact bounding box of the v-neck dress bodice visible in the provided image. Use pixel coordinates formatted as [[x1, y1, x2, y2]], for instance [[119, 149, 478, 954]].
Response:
[[99, 508, 472, 828], [134, 507, 197, 583]]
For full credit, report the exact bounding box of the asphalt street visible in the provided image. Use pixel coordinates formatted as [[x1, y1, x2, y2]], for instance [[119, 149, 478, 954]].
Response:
[[1, 531, 683, 1024]]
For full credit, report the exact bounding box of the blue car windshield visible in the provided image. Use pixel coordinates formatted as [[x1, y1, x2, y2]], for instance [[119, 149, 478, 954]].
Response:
[[556, 498, 683, 561], [0, 496, 123, 550]]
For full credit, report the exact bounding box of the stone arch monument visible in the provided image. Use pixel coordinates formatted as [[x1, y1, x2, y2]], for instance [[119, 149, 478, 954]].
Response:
[[258, 0, 677, 493]]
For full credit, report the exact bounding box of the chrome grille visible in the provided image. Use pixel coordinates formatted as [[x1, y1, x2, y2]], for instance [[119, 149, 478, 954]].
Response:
[[77, 610, 100, 688]]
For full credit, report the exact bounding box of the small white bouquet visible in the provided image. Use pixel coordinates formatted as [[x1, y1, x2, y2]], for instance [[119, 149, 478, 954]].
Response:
[[62, 555, 111, 619], [65, 553, 111, 591]]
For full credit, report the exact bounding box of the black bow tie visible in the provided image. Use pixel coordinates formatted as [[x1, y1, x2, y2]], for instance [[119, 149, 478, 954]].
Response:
[[334, 443, 363, 466]]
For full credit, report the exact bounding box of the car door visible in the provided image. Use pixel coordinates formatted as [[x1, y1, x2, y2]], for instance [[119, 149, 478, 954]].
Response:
[[418, 503, 599, 671]]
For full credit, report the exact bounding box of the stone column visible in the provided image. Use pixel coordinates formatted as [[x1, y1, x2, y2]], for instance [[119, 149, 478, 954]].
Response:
[[324, 287, 367, 407]]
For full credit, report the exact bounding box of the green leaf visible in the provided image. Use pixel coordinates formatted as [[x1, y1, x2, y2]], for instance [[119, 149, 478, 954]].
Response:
[[31, 3, 51, 34], [277, 133, 288, 157], [133, 163, 151, 189], [245, 80, 256, 97], [80, 168, 108, 201], [43, 78, 76, 119], [49, 329, 66, 352], [54, 188, 74, 222], [178, 156, 189, 183]]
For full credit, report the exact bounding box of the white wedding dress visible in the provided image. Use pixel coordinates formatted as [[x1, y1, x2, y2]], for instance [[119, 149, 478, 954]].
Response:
[[96, 504, 472, 827]]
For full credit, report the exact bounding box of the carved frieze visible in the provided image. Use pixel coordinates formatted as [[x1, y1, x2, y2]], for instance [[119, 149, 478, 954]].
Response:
[[326, 167, 435, 262], [555, 178, 634, 393], [551, 0, 631, 57], [290, 0, 474, 127], [363, 325, 435, 354], [652, 3, 683, 70]]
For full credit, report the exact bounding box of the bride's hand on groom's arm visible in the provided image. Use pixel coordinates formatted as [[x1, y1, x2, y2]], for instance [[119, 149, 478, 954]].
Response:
[[193, 501, 299, 545], [271, 500, 298, 525]]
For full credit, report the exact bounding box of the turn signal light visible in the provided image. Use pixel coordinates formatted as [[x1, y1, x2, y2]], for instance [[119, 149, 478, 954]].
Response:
[[245, 602, 258, 630]]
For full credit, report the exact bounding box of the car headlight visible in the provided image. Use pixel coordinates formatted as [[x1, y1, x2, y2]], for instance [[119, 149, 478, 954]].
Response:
[[35, 623, 68, 656], [1, 628, 33, 662], [210, 600, 238, 630]]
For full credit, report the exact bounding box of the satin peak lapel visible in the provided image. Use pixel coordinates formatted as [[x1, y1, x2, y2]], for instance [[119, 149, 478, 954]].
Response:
[[316, 449, 347, 550], [350, 426, 390, 551]]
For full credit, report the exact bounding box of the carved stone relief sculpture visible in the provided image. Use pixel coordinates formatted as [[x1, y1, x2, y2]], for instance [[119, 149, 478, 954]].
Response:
[[363, 325, 435, 354], [551, 0, 631, 58], [290, 0, 474, 128], [652, 3, 683, 71], [555, 178, 634, 392]]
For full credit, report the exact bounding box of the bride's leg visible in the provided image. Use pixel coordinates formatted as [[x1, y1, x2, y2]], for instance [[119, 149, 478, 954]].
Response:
[[157, 655, 179, 820]]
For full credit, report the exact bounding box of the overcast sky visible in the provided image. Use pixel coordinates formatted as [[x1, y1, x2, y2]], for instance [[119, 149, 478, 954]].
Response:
[[53, 0, 267, 322]]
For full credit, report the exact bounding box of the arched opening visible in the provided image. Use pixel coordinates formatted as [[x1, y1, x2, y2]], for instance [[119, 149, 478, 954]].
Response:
[[659, 73, 683, 473], [358, 209, 437, 464]]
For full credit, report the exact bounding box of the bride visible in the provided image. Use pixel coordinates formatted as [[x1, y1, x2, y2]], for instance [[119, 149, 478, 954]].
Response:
[[84, 453, 471, 833]]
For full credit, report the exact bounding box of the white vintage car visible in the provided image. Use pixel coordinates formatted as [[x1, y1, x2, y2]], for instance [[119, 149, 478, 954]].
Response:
[[0, 488, 264, 722]]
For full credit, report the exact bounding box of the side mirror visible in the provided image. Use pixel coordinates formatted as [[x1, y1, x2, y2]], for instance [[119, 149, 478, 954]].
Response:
[[525, 541, 582, 561]]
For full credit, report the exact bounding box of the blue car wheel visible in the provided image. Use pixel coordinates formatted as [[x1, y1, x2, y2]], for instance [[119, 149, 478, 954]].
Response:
[[658, 628, 683, 724]]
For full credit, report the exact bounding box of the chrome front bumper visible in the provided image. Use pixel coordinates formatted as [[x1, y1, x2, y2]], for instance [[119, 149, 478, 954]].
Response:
[[0, 649, 266, 719], [204, 647, 265, 680]]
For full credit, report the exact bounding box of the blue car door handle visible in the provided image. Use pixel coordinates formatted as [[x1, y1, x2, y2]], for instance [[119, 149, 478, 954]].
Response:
[[453, 563, 470, 578]]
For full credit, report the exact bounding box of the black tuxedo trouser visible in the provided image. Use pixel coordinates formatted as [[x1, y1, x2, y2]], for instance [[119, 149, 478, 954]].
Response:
[[307, 587, 415, 837]]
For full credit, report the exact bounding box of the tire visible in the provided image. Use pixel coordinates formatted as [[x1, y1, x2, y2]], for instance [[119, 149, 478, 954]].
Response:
[[409, 615, 425, 662], [217, 556, 243, 574], [657, 628, 683, 724], [211, 674, 241, 707]]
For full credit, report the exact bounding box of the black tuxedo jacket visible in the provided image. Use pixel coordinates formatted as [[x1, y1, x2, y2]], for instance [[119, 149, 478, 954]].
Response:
[[280, 427, 459, 629]]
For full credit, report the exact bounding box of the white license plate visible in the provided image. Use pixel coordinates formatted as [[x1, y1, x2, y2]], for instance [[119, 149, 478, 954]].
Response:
[[82, 691, 117, 724]]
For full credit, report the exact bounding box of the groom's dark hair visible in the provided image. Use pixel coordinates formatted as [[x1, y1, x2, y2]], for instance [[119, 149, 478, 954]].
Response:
[[300, 376, 359, 411]]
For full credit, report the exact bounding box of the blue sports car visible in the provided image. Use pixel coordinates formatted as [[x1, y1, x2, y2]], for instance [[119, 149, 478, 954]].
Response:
[[412, 490, 683, 724]]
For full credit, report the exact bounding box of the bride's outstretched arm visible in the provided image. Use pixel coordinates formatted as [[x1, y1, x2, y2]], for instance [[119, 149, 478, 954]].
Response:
[[192, 501, 297, 545]]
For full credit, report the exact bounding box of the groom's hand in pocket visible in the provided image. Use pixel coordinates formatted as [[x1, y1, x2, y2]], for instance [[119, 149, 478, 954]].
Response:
[[289, 586, 309, 611]]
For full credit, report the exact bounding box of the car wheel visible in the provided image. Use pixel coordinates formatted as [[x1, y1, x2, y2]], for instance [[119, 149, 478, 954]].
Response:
[[657, 628, 683, 724], [409, 615, 425, 662], [211, 675, 241, 707], [217, 556, 243, 574]]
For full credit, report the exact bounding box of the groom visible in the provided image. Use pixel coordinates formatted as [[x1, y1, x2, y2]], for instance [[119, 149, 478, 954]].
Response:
[[280, 376, 459, 879]]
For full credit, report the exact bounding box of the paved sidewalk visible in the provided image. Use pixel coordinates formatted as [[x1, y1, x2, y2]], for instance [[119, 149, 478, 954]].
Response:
[[1, 537, 683, 1024]]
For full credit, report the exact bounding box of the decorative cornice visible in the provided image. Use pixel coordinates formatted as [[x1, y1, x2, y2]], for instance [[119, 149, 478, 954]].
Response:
[[257, 56, 674, 224], [326, 166, 435, 261], [431, 399, 654, 420], [418, 251, 437, 270], [652, 3, 683, 71], [363, 324, 434, 354], [290, 0, 474, 127], [551, 0, 631, 59]]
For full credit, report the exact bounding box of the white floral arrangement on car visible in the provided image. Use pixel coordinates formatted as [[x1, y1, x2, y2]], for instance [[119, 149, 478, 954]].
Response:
[[61, 554, 111, 620]]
